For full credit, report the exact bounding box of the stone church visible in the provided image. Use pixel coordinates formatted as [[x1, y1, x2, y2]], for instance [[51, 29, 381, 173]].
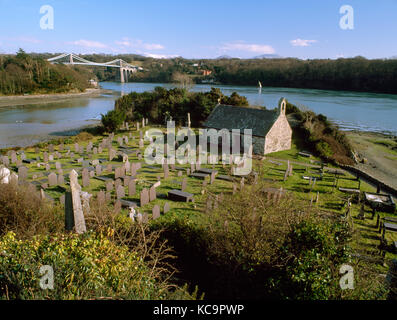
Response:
[[203, 98, 292, 155]]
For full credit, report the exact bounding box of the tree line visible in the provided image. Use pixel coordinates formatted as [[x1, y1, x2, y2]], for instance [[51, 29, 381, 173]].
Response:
[[79, 53, 397, 94], [102, 87, 249, 131], [0, 49, 93, 95]]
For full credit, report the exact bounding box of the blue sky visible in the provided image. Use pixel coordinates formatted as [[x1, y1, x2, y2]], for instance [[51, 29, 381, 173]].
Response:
[[0, 0, 396, 59]]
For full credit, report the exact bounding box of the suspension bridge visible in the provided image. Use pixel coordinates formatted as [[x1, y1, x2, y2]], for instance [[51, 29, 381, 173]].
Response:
[[47, 53, 142, 83]]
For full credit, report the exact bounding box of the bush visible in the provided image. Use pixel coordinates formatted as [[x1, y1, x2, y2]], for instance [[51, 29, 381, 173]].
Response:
[[157, 176, 352, 299], [101, 110, 126, 132], [0, 231, 192, 300], [0, 182, 63, 238]]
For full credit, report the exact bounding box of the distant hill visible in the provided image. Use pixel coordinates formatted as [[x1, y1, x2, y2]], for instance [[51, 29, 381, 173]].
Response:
[[215, 55, 235, 59], [252, 54, 283, 59]]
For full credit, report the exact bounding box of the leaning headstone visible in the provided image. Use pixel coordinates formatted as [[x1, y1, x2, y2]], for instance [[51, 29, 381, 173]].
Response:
[[68, 170, 86, 234], [163, 202, 170, 214]]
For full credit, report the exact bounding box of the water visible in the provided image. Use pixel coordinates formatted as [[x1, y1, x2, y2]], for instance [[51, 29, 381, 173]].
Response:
[[1, 82, 396, 148]]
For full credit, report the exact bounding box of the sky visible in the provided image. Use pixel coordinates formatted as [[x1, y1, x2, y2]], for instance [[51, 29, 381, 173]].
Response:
[[0, 0, 396, 59]]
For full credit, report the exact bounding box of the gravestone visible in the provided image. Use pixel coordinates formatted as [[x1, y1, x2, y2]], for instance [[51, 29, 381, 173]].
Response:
[[10, 151, 17, 164], [96, 164, 102, 176], [116, 185, 125, 200], [58, 174, 65, 185], [181, 178, 187, 192], [18, 166, 28, 181], [139, 139, 144, 149], [82, 168, 90, 188], [105, 191, 112, 203], [106, 180, 113, 192], [164, 202, 170, 214], [114, 200, 122, 214], [68, 170, 86, 234], [128, 179, 136, 196], [115, 178, 122, 191], [48, 144, 54, 153], [55, 162, 62, 170], [109, 148, 116, 161], [97, 190, 105, 206], [123, 176, 130, 187], [107, 163, 113, 173], [152, 205, 160, 219], [164, 164, 169, 179], [140, 188, 149, 207], [210, 171, 216, 184], [48, 172, 57, 187], [43, 152, 49, 163], [149, 185, 157, 202], [2, 156, 9, 166]]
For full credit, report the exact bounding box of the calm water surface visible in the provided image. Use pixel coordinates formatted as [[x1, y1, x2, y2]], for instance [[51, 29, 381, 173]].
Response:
[[1, 82, 396, 148]]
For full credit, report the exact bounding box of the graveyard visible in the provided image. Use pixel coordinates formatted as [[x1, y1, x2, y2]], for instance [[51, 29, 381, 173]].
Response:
[[0, 119, 396, 300]]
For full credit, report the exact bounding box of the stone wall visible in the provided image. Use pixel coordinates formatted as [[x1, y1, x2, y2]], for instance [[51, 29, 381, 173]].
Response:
[[264, 115, 292, 154]]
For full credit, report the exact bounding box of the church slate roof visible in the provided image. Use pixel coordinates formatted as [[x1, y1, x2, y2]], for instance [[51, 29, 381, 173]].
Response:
[[203, 104, 279, 137]]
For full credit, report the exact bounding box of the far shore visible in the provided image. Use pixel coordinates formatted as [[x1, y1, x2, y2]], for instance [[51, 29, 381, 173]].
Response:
[[0, 88, 115, 108]]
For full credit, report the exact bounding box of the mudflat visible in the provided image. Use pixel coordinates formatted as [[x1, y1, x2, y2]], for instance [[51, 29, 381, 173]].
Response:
[[0, 88, 112, 108], [345, 130, 397, 190]]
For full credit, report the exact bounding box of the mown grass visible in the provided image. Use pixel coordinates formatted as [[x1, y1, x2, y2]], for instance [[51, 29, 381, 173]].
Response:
[[1, 125, 396, 299]]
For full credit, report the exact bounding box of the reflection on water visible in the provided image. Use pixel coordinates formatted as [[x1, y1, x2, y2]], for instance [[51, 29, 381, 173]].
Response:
[[1, 81, 396, 149], [101, 82, 397, 136]]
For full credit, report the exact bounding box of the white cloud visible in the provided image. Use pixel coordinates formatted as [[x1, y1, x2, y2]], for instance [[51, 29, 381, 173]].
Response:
[[70, 40, 108, 48], [220, 41, 275, 54], [143, 52, 179, 59], [115, 38, 164, 50], [290, 38, 317, 47]]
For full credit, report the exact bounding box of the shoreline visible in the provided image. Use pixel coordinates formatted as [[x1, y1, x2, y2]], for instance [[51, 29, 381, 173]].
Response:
[[0, 88, 114, 108]]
